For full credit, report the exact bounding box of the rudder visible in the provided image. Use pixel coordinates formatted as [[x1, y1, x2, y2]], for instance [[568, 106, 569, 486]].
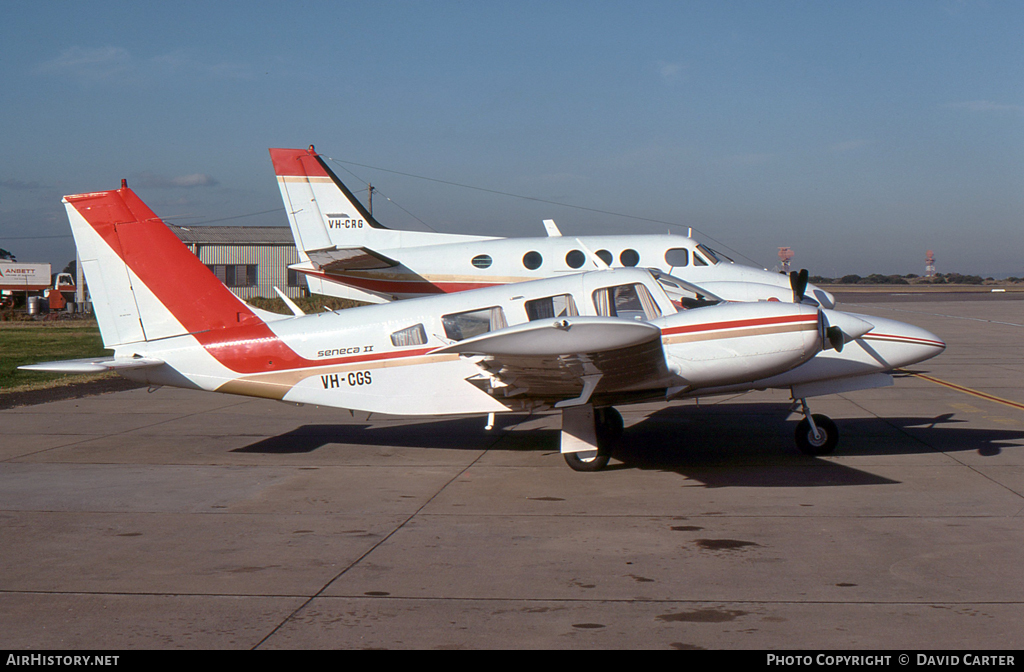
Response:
[[64, 183, 259, 348], [269, 146, 386, 257]]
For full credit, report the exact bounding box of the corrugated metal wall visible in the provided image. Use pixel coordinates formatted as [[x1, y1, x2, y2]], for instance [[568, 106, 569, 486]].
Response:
[[194, 244, 304, 300]]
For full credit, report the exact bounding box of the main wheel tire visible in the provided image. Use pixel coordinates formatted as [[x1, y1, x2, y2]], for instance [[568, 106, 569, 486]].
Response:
[[794, 414, 839, 456], [595, 406, 624, 441], [563, 407, 621, 472], [563, 450, 611, 472]]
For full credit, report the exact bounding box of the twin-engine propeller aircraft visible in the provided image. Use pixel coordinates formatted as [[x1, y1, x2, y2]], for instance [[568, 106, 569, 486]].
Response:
[[23, 183, 944, 471], [270, 146, 836, 309]]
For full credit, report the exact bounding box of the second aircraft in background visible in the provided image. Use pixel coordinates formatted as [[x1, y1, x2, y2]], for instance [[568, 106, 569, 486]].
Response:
[[270, 146, 835, 309]]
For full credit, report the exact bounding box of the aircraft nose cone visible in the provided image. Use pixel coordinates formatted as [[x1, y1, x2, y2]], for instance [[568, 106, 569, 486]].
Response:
[[870, 321, 945, 368]]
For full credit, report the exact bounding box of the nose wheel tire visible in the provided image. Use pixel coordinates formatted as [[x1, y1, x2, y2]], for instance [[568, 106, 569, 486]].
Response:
[[795, 414, 838, 456]]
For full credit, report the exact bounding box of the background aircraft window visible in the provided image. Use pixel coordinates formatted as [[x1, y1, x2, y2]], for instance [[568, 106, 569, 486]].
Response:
[[525, 294, 579, 321], [619, 249, 640, 267], [664, 248, 689, 267], [693, 253, 708, 266], [565, 249, 586, 269], [390, 323, 427, 347], [471, 254, 493, 269], [592, 284, 661, 321], [596, 249, 614, 266], [523, 251, 543, 270], [442, 306, 507, 342]]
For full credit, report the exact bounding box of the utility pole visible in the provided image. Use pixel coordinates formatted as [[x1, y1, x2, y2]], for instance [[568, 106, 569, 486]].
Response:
[[367, 183, 375, 215]]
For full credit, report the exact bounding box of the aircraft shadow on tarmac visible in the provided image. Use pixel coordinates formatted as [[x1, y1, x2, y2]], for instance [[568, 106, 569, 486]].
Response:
[[232, 405, 1023, 488], [232, 416, 500, 454]]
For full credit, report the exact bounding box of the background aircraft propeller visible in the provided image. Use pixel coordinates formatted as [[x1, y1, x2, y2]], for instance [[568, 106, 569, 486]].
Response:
[[790, 268, 809, 303]]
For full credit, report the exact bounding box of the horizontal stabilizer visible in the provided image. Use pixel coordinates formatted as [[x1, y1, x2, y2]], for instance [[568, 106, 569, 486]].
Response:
[[432, 317, 661, 357], [305, 246, 400, 273], [19, 356, 164, 374]]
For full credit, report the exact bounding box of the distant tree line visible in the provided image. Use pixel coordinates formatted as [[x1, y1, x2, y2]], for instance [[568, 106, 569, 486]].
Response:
[[808, 273, 1022, 285]]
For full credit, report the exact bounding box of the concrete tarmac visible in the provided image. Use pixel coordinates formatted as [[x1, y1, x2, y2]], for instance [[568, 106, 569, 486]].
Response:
[[2, 296, 1022, 650]]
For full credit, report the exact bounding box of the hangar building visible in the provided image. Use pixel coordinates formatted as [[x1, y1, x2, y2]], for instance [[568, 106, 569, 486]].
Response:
[[169, 225, 306, 300]]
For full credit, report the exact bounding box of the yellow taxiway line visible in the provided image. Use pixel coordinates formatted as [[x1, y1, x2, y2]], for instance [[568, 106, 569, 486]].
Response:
[[904, 371, 1024, 412]]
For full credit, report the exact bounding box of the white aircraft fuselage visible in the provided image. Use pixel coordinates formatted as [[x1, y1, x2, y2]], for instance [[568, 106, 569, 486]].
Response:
[[271, 147, 835, 308]]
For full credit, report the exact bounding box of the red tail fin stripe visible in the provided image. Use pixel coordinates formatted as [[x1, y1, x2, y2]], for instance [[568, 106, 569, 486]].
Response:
[[66, 187, 319, 374], [269, 147, 329, 178]]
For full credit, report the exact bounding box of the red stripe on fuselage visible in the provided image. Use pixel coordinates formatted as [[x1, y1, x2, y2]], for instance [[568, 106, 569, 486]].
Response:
[[863, 333, 946, 348], [302, 269, 505, 295], [661, 313, 817, 337]]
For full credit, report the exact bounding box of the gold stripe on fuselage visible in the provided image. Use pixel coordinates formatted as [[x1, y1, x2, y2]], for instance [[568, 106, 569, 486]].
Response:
[[661, 322, 817, 346], [215, 352, 459, 400]]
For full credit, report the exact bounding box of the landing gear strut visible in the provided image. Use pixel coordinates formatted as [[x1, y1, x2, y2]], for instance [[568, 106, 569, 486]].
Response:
[[561, 405, 622, 472], [792, 398, 838, 456]]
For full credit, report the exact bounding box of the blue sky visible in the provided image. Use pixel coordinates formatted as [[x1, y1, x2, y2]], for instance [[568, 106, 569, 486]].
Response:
[[2, 1, 1021, 277]]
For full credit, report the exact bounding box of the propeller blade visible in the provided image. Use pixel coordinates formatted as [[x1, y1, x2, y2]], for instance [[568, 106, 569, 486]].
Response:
[[790, 268, 809, 303], [826, 326, 844, 352]]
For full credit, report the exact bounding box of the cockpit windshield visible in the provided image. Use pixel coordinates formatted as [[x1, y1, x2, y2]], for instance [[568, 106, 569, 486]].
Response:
[[695, 243, 721, 265], [706, 246, 733, 263], [647, 269, 724, 309]]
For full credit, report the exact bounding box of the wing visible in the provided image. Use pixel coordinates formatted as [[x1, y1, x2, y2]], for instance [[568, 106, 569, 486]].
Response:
[[303, 246, 400, 273], [19, 356, 164, 374], [432, 317, 672, 407]]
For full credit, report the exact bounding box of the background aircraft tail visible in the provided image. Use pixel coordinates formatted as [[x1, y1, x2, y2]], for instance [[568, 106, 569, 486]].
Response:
[[64, 182, 261, 348], [269, 146, 387, 258]]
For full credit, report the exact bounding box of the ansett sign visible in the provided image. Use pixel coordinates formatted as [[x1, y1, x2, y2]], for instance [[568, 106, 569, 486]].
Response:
[[0, 261, 51, 290]]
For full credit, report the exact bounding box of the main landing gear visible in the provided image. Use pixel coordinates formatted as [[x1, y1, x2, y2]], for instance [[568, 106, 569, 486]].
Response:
[[561, 405, 623, 472], [557, 398, 839, 471], [791, 398, 838, 456]]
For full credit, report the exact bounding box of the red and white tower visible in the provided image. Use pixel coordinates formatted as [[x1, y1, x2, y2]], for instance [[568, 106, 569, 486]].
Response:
[[925, 250, 936, 277], [778, 247, 794, 273]]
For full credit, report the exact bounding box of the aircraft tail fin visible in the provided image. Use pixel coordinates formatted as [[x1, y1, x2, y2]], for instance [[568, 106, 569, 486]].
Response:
[[63, 182, 261, 348], [269, 146, 386, 258]]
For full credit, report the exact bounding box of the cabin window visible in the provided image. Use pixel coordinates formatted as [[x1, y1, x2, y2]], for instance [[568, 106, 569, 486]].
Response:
[[442, 306, 508, 342], [390, 323, 427, 347], [471, 254, 493, 269], [596, 249, 613, 266], [664, 248, 689, 267], [523, 251, 543, 270], [693, 253, 708, 266], [619, 249, 640, 267], [565, 250, 586, 269], [525, 294, 579, 321], [592, 283, 662, 321]]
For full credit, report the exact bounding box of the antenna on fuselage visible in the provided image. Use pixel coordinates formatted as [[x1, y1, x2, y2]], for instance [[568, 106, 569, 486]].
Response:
[[575, 238, 610, 270]]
